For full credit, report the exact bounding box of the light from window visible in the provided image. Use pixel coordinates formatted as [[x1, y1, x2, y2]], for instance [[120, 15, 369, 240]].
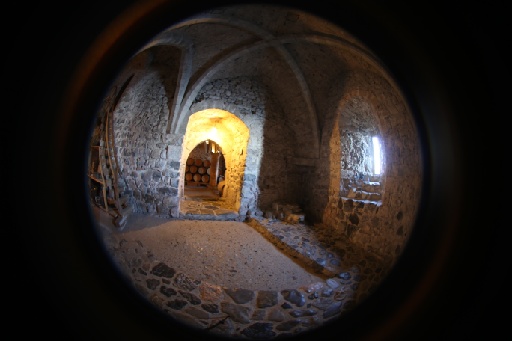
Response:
[[372, 136, 381, 175]]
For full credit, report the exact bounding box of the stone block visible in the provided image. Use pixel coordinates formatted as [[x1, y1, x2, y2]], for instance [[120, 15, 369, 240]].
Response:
[[285, 213, 305, 224]]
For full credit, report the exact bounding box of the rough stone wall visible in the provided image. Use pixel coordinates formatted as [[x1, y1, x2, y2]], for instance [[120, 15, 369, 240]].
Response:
[[188, 143, 210, 161], [88, 45, 185, 217], [341, 133, 373, 180], [339, 97, 381, 195], [306, 71, 422, 263], [257, 108, 299, 211], [189, 77, 296, 217], [111, 69, 182, 216]]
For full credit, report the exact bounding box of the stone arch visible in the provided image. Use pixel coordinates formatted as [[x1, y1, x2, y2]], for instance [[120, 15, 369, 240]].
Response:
[[181, 109, 250, 212], [332, 70, 418, 206], [317, 69, 422, 254], [183, 77, 276, 217]]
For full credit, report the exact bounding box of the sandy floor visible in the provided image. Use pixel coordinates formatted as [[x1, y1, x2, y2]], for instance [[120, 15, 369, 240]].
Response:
[[112, 218, 326, 291]]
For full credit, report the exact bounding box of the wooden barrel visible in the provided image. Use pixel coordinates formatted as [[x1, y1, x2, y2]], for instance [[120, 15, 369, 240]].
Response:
[[186, 158, 194, 165], [189, 165, 197, 173], [194, 159, 203, 166], [197, 167, 206, 174], [201, 174, 210, 183], [185, 166, 190, 172], [193, 173, 201, 182], [206, 168, 210, 174], [203, 160, 211, 167], [185, 172, 193, 181]]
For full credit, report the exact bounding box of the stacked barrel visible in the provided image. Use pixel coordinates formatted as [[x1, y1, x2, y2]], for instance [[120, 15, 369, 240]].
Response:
[[185, 158, 211, 185]]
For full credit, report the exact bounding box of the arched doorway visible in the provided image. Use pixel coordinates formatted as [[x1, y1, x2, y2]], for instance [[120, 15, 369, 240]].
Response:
[[180, 109, 250, 212]]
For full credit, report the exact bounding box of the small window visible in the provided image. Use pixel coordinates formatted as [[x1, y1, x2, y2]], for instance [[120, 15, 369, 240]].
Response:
[[372, 136, 382, 175]]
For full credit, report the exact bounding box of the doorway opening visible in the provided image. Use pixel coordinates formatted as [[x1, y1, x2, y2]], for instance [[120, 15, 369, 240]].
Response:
[[180, 109, 250, 213]]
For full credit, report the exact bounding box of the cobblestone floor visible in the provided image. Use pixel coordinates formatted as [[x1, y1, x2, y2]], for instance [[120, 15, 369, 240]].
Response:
[[179, 186, 239, 220], [93, 190, 397, 339]]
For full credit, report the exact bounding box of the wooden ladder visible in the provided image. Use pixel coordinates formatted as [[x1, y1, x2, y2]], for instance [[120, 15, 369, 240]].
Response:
[[96, 74, 134, 227], [104, 109, 123, 219]]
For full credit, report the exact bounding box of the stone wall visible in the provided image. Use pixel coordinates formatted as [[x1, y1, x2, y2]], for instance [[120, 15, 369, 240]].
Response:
[[188, 76, 298, 216], [103, 73, 304, 218], [108, 69, 182, 216], [305, 70, 422, 262], [188, 142, 211, 161]]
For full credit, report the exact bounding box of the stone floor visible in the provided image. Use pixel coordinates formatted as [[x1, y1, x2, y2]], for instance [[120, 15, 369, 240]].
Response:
[[97, 185, 389, 281], [93, 188, 392, 338], [176, 187, 389, 281], [179, 186, 239, 220], [96, 186, 391, 297]]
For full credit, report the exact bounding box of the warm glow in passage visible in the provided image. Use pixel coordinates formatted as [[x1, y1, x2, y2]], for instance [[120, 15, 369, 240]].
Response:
[[209, 127, 218, 141]]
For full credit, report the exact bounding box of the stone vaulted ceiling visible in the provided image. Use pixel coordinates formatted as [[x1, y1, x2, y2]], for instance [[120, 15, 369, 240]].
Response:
[[133, 3, 395, 159]]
